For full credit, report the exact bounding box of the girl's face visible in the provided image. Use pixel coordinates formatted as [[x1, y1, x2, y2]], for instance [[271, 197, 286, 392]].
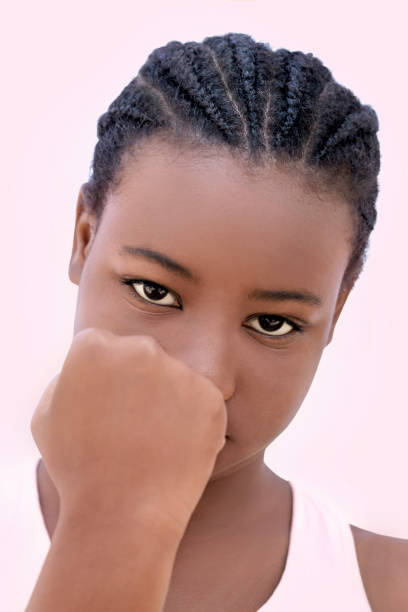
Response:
[[69, 140, 354, 477]]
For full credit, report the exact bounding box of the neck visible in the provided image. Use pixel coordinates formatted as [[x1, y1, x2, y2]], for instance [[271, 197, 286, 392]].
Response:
[[182, 452, 287, 542]]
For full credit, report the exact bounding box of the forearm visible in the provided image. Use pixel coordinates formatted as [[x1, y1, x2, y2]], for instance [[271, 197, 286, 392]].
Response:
[[25, 503, 184, 612]]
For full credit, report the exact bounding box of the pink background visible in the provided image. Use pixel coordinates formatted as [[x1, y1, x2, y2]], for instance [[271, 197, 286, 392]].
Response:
[[2, 0, 407, 537]]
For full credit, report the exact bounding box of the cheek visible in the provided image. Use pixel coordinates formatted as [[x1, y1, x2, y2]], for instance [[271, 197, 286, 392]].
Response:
[[73, 267, 106, 333], [234, 345, 324, 446], [73, 265, 139, 335]]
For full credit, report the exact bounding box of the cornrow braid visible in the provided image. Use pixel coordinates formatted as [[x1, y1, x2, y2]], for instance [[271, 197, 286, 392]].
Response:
[[267, 49, 332, 157], [83, 32, 381, 289], [203, 33, 274, 154], [140, 41, 245, 146]]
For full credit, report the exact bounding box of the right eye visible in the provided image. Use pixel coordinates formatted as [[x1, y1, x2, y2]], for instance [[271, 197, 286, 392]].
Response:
[[120, 278, 181, 308]]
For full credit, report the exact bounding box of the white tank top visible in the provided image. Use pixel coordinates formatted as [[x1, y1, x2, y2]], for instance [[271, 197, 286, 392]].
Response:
[[1, 455, 372, 611], [257, 480, 372, 610]]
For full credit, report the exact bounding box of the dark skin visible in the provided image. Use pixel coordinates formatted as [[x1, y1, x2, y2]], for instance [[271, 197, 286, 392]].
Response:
[[36, 139, 408, 611]]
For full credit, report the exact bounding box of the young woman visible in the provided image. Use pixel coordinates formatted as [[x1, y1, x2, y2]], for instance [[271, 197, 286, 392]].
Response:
[[19, 32, 407, 610]]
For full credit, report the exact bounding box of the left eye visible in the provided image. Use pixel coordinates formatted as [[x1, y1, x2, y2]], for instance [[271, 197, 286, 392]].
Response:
[[245, 314, 297, 337]]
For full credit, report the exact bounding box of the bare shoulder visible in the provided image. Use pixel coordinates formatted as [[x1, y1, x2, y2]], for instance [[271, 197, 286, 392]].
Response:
[[350, 523, 408, 611]]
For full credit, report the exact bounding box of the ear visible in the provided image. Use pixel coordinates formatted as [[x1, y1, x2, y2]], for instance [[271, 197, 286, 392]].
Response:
[[68, 185, 98, 286], [325, 282, 353, 346]]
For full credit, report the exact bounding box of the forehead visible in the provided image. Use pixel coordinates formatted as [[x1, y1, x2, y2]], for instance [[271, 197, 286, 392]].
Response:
[[99, 141, 354, 295]]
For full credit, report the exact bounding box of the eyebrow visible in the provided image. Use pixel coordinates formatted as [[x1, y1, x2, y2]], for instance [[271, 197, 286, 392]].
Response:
[[119, 245, 322, 307], [119, 245, 196, 281]]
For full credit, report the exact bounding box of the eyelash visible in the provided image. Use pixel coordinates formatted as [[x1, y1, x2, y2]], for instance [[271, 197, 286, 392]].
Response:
[[119, 277, 304, 340]]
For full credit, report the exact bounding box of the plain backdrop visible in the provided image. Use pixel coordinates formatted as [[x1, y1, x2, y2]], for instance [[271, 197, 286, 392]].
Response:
[[2, 0, 407, 537]]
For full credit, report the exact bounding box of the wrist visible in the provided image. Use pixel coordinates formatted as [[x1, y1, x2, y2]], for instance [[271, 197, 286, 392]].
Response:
[[58, 494, 188, 546]]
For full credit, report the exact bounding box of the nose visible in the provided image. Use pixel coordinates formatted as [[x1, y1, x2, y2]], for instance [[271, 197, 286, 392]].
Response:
[[173, 324, 237, 402]]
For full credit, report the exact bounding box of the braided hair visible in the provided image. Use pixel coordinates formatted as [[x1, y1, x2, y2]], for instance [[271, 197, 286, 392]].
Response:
[[82, 33, 381, 289]]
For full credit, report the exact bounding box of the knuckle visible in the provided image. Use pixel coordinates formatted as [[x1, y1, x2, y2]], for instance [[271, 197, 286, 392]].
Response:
[[88, 326, 113, 341], [194, 375, 226, 420], [69, 328, 117, 369], [73, 326, 101, 344], [133, 334, 161, 358], [209, 386, 226, 417], [203, 377, 224, 404], [72, 327, 114, 353]]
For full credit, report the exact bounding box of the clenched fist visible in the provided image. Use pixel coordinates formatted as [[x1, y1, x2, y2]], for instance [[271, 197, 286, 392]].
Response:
[[31, 328, 227, 534]]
